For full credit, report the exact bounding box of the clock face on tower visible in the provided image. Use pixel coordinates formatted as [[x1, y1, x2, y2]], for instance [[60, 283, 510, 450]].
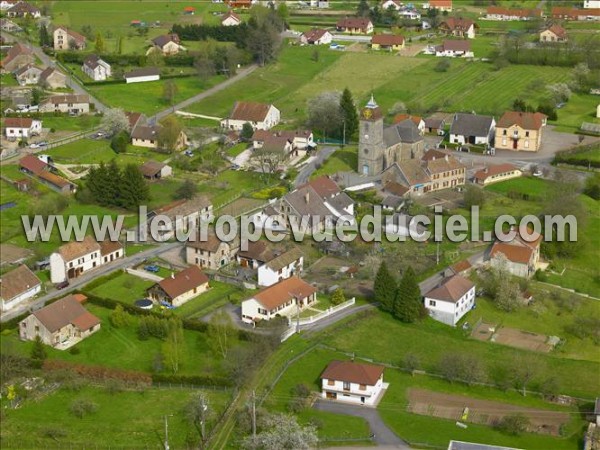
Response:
[[363, 108, 373, 119]]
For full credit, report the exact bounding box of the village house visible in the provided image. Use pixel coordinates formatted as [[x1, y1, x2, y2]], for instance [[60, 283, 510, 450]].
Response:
[[426, 0, 452, 12], [0, 1, 19, 11], [449, 113, 495, 146], [422, 149, 466, 191], [19, 295, 100, 349], [6, 1, 40, 18], [1, 264, 42, 312], [39, 94, 91, 115], [39, 67, 67, 89], [424, 115, 446, 135], [473, 163, 523, 186], [131, 124, 187, 150], [221, 101, 280, 131], [147, 265, 209, 307], [585, 0, 600, 8], [53, 26, 86, 50], [124, 67, 160, 83], [19, 154, 77, 194], [299, 28, 333, 45], [150, 196, 213, 241], [257, 247, 304, 287], [252, 129, 314, 151], [241, 276, 317, 324], [227, 0, 253, 8], [485, 6, 543, 21], [371, 34, 405, 51], [49, 236, 124, 283], [82, 54, 112, 81], [126, 111, 147, 131], [381, 0, 402, 10], [0, 43, 34, 73], [0, 18, 22, 32], [393, 114, 425, 134], [148, 33, 184, 55], [438, 18, 478, 39], [140, 160, 172, 180], [540, 24, 568, 43], [4, 117, 42, 138], [321, 360, 387, 406], [551, 6, 600, 20], [424, 274, 475, 326], [398, 8, 421, 20], [221, 11, 242, 26], [13, 64, 43, 85], [236, 241, 275, 269], [434, 40, 473, 58], [336, 17, 374, 34], [186, 231, 239, 269], [495, 111, 546, 152], [490, 226, 543, 278]]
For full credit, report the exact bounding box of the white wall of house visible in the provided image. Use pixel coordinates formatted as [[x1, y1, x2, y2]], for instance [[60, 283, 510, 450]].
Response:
[[435, 49, 474, 58], [477, 169, 522, 185], [1, 284, 41, 312], [132, 137, 157, 148], [221, 105, 281, 131], [40, 101, 90, 114], [424, 285, 475, 326], [83, 61, 111, 81], [4, 121, 41, 138], [125, 74, 160, 84], [241, 292, 316, 324], [101, 249, 123, 265], [321, 376, 384, 406], [171, 283, 209, 307], [490, 255, 531, 278], [50, 250, 101, 283], [19, 315, 100, 348], [257, 256, 304, 287], [222, 16, 241, 26]]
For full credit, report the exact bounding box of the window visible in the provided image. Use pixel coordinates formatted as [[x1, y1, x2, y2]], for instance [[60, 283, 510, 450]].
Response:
[[525, 131, 530, 137], [502, 130, 507, 136], [359, 384, 366, 391], [429, 300, 437, 307], [327, 379, 335, 386], [343, 382, 351, 390]]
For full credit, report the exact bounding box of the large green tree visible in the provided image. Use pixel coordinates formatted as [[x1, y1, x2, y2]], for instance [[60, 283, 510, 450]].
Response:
[[393, 267, 423, 322], [339, 88, 358, 142], [374, 262, 396, 312], [119, 164, 149, 210]]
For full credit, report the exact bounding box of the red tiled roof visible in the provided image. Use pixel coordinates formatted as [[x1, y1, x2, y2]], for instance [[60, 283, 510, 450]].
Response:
[[384, 181, 410, 197], [429, 0, 452, 8], [544, 24, 567, 39], [38, 170, 72, 189], [229, 101, 273, 122], [5, 117, 34, 128], [425, 274, 474, 303], [222, 11, 241, 22], [19, 154, 47, 175], [321, 360, 384, 385], [302, 28, 329, 42], [487, 6, 542, 18], [473, 163, 520, 182], [32, 295, 99, 333], [0, 264, 41, 302], [440, 39, 471, 52], [336, 17, 372, 29], [302, 176, 340, 198], [439, 17, 476, 31], [393, 114, 422, 126], [372, 34, 405, 46], [71, 311, 100, 331], [497, 111, 546, 130], [252, 276, 316, 311], [490, 242, 533, 265], [451, 259, 472, 274], [156, 265, 209, 300]]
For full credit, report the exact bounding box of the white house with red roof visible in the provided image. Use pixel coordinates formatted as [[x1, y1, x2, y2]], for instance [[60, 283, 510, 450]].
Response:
[[424, 274, 475, 326], [3, 117, 41, 138], [490, 226, 543, 278], [321, 360, 387, 405], [221, 101, 280, 131], [425, 0, 452, 12], [221, 11, 242, 26], [300, 28, 333, 45], [53, 26, 86, 50]]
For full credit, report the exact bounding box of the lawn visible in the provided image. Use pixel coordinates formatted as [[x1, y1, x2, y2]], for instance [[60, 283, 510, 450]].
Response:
[[550, 93, 600, 133], [41, 115, 102, 132], [46, 138, 117, 164], [266, 346, 584, 450], [1, 385, 232, 449], [86, 271, 154, 304], [485, 176, 551, 200], [173, 280, 250, 319], [197, 169, 280, 207], [312, 147, 357, 178], [3, 304, 232, 376], [87, 75, 226, 116], [1, 73, 19, 87], [225, 143, 249, 158], [321, 309, 600, 399]]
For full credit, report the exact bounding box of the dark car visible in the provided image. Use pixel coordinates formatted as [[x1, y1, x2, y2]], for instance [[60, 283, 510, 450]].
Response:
[[144, 265, 160, 273], [55, 280, 70, 290]]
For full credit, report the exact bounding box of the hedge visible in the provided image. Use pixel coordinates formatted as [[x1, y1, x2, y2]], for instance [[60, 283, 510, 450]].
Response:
[[151, 372, 232, 387], [553, 143, 600, 169], [43, 359, 152, 385]]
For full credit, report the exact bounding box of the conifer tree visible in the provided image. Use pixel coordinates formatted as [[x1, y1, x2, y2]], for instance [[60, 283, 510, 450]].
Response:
[[394, 267, 423, 323], [340, 88, 358, 140], [374, 262, 396, 312], [119, 164, 149, 210]]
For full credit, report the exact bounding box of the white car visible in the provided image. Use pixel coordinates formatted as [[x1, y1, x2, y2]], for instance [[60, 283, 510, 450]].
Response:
[[29, 143, 41, 149], [533, 170, 543, 177]]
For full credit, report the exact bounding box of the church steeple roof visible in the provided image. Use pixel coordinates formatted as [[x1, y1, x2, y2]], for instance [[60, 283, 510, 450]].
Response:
[[366, 94, 378, 109]]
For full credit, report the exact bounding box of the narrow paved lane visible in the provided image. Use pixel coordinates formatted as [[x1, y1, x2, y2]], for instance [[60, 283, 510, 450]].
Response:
[[294, 146, 337, 187]]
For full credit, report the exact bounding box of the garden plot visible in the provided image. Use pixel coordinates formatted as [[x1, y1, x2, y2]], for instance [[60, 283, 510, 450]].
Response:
[[471, 321, 557, 353], [407, 388, 569, 436]]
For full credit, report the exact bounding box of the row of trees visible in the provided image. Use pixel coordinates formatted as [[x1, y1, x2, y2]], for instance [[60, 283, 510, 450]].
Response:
[[83, 161, 149, 210], [374, 263, 426, 322]]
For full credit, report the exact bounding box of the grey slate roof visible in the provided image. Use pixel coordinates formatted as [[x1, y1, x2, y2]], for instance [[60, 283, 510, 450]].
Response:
[[383, 120, 423, 146], [327, 192, 353, 213], [284, 185, 331, 218], [450, 113, 494, 138]]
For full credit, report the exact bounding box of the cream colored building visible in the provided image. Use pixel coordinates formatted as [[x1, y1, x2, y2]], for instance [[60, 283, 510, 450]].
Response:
[[473, 163, 523, 186], [495, 111, 547, 152]]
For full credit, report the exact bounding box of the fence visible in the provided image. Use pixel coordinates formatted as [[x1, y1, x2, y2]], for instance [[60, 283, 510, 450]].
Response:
[[44, 127, 101, 150], [281, 297, 355, 341]]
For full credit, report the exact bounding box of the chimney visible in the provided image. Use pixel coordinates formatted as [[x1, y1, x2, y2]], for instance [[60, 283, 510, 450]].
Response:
[[305, 192, 310, 203]]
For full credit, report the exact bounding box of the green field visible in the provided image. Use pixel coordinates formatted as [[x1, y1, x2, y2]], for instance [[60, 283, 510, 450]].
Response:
[[87, 271, 154, 303], [550, 93, 600, 133], [1, 385, 232, 449], [88, 75, 226, 116]]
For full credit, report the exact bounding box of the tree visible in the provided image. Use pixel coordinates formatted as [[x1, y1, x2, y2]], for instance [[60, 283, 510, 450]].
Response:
[[495, 274, 521, 312], [94, 32, 105, 53], [241, 413, 318, 450], [496, 414, 530, 435], [463, 184, 485, 209], [251, 147, 286, 177], [546, 83, 571, 106], [110, 130, 129, 154], [175, 179, 197, 200], [117, 36, 123, 54], [241, 122, 255, 141], [374, 262, 396, 312], [512, 98, 532, 112], [307, 91, 343, 139], [331, 288, 346, 306], [70, 399, 98, 418], [276, 1, 289, 23], [81, 24, 94, 40], [434, 59, 450, 72], [426, 7, 440, 28], [68, 38, 79, 51], [394, 267, 423, 323], [247, 22, 281, 66], [584, 173, 600, 200], [570, 62, 591, 93], [511, 355, 540, 396], [340, 88, 358, 140], [39, 24, 51, 47], [536, 102, 557, 121], [109, 304, 132, 328], [31, 88, 43, 106], [357, 0, 370, 17], [162, 80, 178, 106], [158, 116, 183, 153], [101, 108, 130, 137], [438, 353, 485, 385], [162, 318, 185, 374], [402, 353, 420, 372], [185, 392, 212, 445], [194, 54, 217, 79], [119, 164, 149, 210], [311, 48, 320, 62], [30, 335, 47, 366], [207, 310, 235, 359]]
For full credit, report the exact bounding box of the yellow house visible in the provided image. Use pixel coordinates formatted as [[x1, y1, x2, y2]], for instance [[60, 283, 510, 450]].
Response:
[[495, 111, 547, 152], [473, 163, 523, 186], [131, 125, 187, 150], [371, 34, 405, 51]]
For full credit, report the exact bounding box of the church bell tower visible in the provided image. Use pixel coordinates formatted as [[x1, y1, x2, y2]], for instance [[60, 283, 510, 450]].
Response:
[[357, 95, 384, 176]]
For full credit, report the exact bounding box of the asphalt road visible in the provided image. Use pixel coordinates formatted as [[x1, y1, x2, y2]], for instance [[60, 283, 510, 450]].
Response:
[[314, 399, 410, 448], [0, 242, 181, 323], [294, 146, 337, 187]]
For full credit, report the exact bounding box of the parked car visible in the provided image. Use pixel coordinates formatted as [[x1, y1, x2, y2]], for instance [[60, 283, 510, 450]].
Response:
[[29, 143, 41, 149], [55, 280, 70, 290], [144, 265, 160, 273], [533, 170, 543, 177], [184, 150, 194, 157]]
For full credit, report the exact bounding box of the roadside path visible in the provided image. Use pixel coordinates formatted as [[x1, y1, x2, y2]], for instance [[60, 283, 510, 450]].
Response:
[[294, 145, 337, 187]]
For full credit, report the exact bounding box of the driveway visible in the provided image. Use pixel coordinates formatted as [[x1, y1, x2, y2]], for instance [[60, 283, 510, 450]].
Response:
[[418, 250, 485, 295], [294, 146, 337, 187], [313, 399, 410, 448]]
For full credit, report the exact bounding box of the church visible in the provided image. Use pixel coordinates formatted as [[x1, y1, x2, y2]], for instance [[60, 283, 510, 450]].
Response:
[[357, 96, 424, 176]]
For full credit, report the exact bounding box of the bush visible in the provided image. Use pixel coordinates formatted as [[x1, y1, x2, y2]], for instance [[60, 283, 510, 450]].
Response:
[[41, 427, 67, 440], [496, 413, 530, 436], [330, 288, 346, 306], [434, 59, 450, 72], [70, 399, 98, 418], [68, 346, 81, 355], [110, 130, 129, 154]]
